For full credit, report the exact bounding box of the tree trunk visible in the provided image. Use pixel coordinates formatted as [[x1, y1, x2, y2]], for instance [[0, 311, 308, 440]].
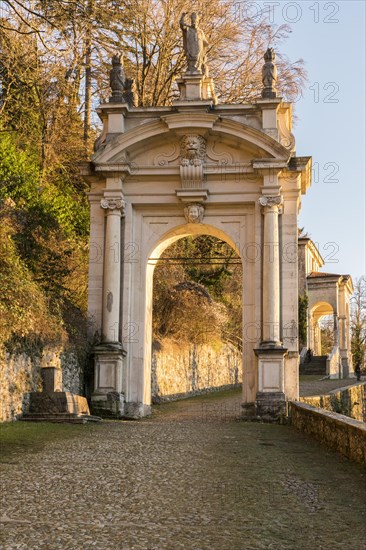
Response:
[[83, 0, 93, 151]]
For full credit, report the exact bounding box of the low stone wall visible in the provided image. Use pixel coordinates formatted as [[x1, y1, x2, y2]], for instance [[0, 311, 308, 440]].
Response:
[[300, 383, 366, 422], [290, 402, 366, 465], [152, 340, 242, 402], [0, 348, 85, 422]]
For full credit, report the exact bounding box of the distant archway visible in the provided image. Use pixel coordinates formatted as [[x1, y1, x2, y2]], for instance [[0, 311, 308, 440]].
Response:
[[310, 301, 334, 356]]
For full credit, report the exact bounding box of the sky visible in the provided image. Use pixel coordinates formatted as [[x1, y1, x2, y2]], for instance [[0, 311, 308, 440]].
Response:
[[272, 0, 366, 280]]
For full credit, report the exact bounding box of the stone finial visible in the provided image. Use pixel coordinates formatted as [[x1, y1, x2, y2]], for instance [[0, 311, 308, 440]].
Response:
[[110, 54, 125, 102], [262, 48, 277, 99], [123, 78, 138, 108], [109, 54, 137, 107]]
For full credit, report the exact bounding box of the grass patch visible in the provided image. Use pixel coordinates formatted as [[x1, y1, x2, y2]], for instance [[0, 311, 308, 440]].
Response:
[[299, 375, 324, 381], [0, 421, 97, 462]]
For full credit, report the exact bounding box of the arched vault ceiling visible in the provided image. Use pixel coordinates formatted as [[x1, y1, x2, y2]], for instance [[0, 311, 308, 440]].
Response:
[[92, 115, 292, 167]]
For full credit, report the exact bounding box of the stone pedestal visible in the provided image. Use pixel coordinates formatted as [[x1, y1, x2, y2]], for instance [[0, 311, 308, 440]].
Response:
[[91, 344, 126, 418], [340, 350, 351, 378], [255, 392, 287, 421], [22, 367, 100, 423], [41, 367, 62, 393], [253, 347, 288, 421], [175, 73, 217, 103]]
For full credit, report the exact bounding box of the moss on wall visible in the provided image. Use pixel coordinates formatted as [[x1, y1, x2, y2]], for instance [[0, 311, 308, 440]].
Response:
[[300, 383, 366, 422]]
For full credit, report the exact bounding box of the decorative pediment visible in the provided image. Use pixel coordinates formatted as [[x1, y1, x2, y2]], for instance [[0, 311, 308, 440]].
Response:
[[91, 115, 291, 168]]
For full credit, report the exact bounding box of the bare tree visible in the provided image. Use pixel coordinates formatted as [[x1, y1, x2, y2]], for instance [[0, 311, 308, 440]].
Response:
[[351, 277, 366, 372], [1, 0, 307, 126]]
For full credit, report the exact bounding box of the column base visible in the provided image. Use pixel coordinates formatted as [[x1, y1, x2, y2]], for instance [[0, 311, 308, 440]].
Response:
[[91, 391, 124, 418], [91, 343, 126, 418], [241, 392, 288, 423], [123, 402, 152, 420], [340, 350, 353, 378], [255, 391, 287, 421]]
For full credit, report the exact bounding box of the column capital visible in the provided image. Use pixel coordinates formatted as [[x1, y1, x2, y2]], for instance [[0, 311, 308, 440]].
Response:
[[259, 195, 283, 212], [100, 197, 126, 214]]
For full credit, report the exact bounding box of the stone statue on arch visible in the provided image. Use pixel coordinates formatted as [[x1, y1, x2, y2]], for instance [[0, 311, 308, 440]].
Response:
[[180, 12, 209, 75]]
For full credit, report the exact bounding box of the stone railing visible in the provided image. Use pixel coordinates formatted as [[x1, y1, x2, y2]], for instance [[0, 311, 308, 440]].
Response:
[[290, 401, 366, 465], [326, 345, 341, 378], [300, 382, 366, 422]]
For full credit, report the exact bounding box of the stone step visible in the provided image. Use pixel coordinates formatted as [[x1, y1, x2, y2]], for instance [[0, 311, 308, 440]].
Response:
[[300, 355, 327, 375]]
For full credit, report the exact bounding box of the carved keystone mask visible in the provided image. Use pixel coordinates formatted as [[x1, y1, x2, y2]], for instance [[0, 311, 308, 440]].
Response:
[[180, 135, 206, 162], [184, 203, 205, 224]]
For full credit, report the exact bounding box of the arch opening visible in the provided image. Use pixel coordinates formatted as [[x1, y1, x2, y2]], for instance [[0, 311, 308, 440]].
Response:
[[310, 302, 335, 356], [146, 228, 243, 404]]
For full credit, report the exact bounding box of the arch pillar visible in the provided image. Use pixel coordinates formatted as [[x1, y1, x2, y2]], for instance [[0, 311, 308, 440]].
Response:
[[250, 193, 287, 421], [91, 194, 126, 418]]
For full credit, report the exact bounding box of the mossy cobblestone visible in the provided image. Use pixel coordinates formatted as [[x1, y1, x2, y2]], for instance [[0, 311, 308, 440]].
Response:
[[1, 390, 365, 549]]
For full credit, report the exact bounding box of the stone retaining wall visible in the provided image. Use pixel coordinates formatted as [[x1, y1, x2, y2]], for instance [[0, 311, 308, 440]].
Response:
[[290, 402, 366, 465], [152, 340, 242, 402], [300, 383, 366, 422]]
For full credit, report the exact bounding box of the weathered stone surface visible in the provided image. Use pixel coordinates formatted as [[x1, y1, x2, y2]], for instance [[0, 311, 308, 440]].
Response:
[[0, 348, 86, 422], [1, 392, 366, 548], [290, 401, 366, 465], [300, 382, 366, 422], [0, 351, 41, 422], [151, 341, 241, 401], [27, 391, 90, 416]]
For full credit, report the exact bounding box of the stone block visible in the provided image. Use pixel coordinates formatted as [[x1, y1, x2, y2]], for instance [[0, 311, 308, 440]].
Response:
[[28, 391, 90, 416], [41, 367, 62, 393], [255, 391, 287, 421], [91, 391, 124, 418]]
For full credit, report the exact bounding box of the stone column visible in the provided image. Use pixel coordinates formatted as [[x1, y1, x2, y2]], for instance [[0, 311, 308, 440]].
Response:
[[250, 194, 287, 421], [259, 195, 283, 346], [100, 197, 125, 342], [91, 196, 126, 418], [339, 315, 346, 349], [333, 313, 339, 346], [314, 322, 321, 355]]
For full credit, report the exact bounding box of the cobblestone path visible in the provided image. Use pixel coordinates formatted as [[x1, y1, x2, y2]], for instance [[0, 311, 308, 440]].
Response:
[[1, 391, 366, 550]]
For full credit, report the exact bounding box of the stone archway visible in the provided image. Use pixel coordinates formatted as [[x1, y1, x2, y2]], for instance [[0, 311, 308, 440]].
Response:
[[82, 69, 312, 420], [310, 301, 335, 356]]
